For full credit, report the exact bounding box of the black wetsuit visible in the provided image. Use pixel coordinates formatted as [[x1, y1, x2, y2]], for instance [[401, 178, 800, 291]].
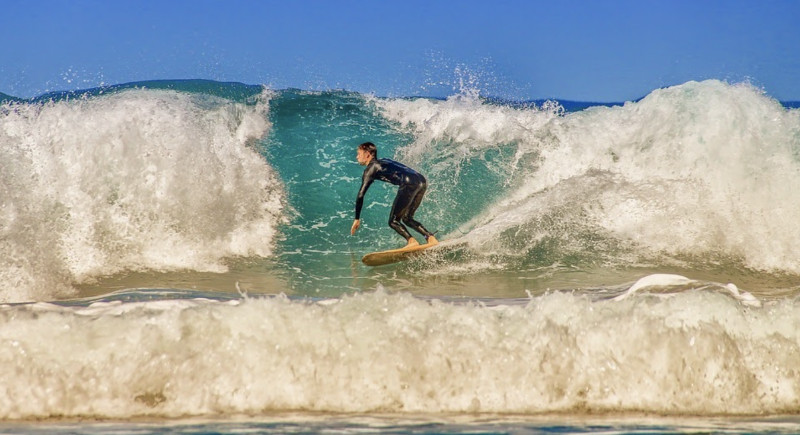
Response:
[[355, 158, 434, 241]]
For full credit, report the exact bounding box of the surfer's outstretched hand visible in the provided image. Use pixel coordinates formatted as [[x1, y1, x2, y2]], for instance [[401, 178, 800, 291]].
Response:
[[350, 219, 360, 235]]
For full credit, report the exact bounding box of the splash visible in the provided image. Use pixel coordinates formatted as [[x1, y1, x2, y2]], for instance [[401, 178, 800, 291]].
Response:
[[376, 80, 800, 274], [0, 89, 286, 302]]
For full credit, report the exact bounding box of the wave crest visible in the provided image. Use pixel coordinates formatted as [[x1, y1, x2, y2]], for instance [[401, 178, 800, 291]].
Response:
[[0, 89, 286, 302], [377, 80, 800, 274]]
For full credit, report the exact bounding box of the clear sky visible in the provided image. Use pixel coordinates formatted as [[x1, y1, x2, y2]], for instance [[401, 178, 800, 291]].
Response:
[[3, 0, 799, 101]]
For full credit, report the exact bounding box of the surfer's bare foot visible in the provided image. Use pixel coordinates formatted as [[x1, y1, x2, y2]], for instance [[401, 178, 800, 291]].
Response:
[[426, 235, 439, 245], [405, 238, 420, 248]]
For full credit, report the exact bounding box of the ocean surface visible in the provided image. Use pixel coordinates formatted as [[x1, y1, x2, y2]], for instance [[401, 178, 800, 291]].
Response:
[[2, 79, 800, 433]]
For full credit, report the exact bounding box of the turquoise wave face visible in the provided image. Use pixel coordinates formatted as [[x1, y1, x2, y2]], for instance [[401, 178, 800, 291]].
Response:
[[267, 90, 415, 249], [263, 90, 414, 292], [264, 90, 517, 293]]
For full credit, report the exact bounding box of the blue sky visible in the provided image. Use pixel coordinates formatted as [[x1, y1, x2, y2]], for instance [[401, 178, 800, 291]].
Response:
[[3, 0, 799, 101]]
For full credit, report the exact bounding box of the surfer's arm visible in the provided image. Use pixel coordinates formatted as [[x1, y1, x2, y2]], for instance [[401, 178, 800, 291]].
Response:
[[354, 166, 376, 220], [352, 167, 375, 235]]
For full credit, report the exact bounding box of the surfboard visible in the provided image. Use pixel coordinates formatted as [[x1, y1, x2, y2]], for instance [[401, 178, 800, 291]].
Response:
[[361, 242, 441, 266]]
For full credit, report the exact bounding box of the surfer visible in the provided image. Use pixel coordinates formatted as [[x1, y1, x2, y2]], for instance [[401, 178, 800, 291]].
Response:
[[350, 142, 438, 248]]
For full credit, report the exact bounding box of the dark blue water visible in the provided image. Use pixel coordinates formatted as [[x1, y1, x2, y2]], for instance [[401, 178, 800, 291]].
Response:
[[3, 415, 800, 434]]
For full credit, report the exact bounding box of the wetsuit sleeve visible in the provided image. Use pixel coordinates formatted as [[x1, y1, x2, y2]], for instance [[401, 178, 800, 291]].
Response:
[[355, 165, 376, 219]]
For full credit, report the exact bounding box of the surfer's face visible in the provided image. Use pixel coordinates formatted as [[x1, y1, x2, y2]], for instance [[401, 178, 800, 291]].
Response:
[[356, 148, 372, 165]]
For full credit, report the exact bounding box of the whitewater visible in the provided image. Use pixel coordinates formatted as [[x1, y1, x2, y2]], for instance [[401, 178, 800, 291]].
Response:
[[1, 79, 800, 428]]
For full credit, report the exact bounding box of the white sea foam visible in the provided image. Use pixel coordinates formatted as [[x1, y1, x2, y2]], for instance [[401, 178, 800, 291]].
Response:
[[376, 80, 800, 273], [0, 289, 797, 419], [614, 273, 760, 307], [0, 89, 286, 302]]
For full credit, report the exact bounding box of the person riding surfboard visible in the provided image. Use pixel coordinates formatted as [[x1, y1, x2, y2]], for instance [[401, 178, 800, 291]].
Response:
[[350, 142, 439, 248]]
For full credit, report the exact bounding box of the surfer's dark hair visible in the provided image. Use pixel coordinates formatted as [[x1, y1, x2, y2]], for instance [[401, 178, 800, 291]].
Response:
[[358, 142, 377, 158]]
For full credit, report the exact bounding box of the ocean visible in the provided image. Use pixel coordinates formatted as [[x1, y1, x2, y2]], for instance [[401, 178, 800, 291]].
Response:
[[2, 79, 800, 433]]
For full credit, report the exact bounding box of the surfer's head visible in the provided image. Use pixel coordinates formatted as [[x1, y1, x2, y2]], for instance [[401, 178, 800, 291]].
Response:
[[357, 142, 377, 165]]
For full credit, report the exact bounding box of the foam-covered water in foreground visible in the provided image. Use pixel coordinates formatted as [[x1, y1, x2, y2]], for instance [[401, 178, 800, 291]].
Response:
[[1, 285, 798, 420]]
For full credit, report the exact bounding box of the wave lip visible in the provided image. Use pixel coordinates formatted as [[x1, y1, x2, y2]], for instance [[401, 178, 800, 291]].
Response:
[[0, 88, 286, 303]]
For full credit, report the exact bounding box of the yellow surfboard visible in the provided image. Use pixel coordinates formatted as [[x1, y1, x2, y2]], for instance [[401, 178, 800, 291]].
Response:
[[361, 242, 441, 266]]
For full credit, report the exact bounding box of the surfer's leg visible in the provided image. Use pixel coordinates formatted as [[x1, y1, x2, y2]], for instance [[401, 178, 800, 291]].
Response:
[[389, 186, 415, 242], [401, 183, 434, 240]]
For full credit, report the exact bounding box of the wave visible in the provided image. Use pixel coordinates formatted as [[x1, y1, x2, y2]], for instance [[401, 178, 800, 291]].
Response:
[[1, 287, 798, 419], [2, 79, 799, 302], [2, 79, 800, 422], [0, 87, 286, 302], [375, 80, 800, 275]]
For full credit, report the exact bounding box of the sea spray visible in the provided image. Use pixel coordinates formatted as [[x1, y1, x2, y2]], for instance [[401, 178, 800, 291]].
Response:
[[0, 89, 286, 302], [376, 80, 800, 274]]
